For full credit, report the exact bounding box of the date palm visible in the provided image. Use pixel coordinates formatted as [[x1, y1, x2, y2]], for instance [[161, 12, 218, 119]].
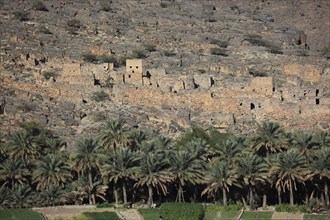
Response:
[[213, 137, 243, 164], [235, 153, 268, 209], [73, 138, 104, 204], [290, 130, 319, 160], [134, 151, 171, 207], [102, 147, 138, 204], [33, 154, 71, 191], [7, 131, 38, 168], [37, 184, 67, 206], [252, 121, 287, 157], [169, 149, 205, 202], [202, 161, 240, 206], [9, 184, 34, 208], [269, 149, 308, 206], [310, 147, 330, 205], [99, 119, 130, 149], [0, 159, 30, 188]]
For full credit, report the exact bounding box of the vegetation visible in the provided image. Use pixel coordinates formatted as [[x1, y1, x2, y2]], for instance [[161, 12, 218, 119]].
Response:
[[0, 209, 44, 220], [83, 211, 121, 220], [138, 208, 160, 220], [42, 71, 58, 80], [33, 1, 48, 11], [0, 120, 329, 214], [91, 91, 109, 102], [210, 48, 229, 56], [13, 11, 30, 22], [240, 211, 273, 220], [160, 203, 204, 220]]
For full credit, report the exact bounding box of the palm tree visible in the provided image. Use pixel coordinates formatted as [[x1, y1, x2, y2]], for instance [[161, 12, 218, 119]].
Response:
[[73, 138, 104, 204], [32, 154, 72, 191], [102, 147, 138, 204], [37, 184, 67, 206], [134, 151, 171, 207], [310, 147, 330, 206], [7, 131, 38, 168], [269, 149, 308, 206], [235, 153, 268, 209], [0, 185, 11, 208], [212, 138, 243, 164], [251, 121, 287, 157], [9, 184, 34, 208], [169, 149, 205, 202], [0, 159, 30, 188], [99, 119, 130, 149], [42, 138, 65, 155], [202, 161, 240, 206], [290, 130, 319, 160]]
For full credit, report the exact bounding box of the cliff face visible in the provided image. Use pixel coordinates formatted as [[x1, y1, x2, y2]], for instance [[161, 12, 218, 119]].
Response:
[[0, 0, 329, 139]]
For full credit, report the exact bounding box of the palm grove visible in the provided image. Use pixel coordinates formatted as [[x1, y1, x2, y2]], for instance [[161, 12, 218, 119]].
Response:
[[0, 120, 329, 212]]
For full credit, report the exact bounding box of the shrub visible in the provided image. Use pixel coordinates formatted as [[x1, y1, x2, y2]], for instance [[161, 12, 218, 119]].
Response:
[[67, 19, 81, 28], [101, 3, 112, 12], [210, 48, 228, 56], [66, 19, 81, 35], [91, 91, 109, 102], [42, 71, 58, 80], [82, 53, 99, 63], [100, 54, 116, 63], [248, 69, 268, 77], [13, 11, 30, 21], [206, 204, 243, 211], [160, 2, 169, 8], [210, 39, 229, 48], [163, 50, 176, 57], [38, 25, 52, 34], [33, 1, 48, 11], [17, 101, 35, 112], [145, 44, 157, 52], [160, 203, 204, 220], [132, 49, 147, 59]]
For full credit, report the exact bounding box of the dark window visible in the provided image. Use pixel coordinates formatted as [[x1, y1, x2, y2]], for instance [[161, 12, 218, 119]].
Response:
[[130, 66, 132, 68], [240, 103, 243, 106], [128, 75, 131, 78], [316, 99, 320, 105], [273, 87, 275, 92], [250, 103, 255, 110], [316, 89, 319, 96], [136, 66, 139, 69]]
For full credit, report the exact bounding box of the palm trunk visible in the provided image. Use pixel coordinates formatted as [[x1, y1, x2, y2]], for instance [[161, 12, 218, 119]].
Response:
[[241, 196, 248, 209], [222, 187, 227, 206], [114, 183, 119, 205], [277, 188, 282, 205], [289, 179, 294, 206], [176, 183, 184, 203], [88, 168, 94, 205], [262, 193, 267, 208], [249, 185, 254, 209], [325, 179, 329, 206], [122, 180, 127, 204], [148, 185, 153, 207]]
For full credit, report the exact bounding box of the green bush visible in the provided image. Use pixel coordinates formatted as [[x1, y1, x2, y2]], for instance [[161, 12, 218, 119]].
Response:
[[210, 48, 228, 56], [100, 3, 112, 12], [13, 11, 30, 21], [91, 91, 109, 102], [160, 203, 204, 220], [17, 101, 35, 112], [248, 69, 268, 77], [33, 1, 48, 11], [132, 49, 147, 59], [0, 209, 44, 220], [275, 204, 307, 213]]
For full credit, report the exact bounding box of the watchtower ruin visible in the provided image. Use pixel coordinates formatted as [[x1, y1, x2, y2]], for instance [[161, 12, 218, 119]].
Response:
[[125, 59, 143, 85]]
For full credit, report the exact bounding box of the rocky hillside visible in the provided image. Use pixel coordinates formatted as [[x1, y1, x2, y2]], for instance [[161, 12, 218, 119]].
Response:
[[0, 0, 329, 142]]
